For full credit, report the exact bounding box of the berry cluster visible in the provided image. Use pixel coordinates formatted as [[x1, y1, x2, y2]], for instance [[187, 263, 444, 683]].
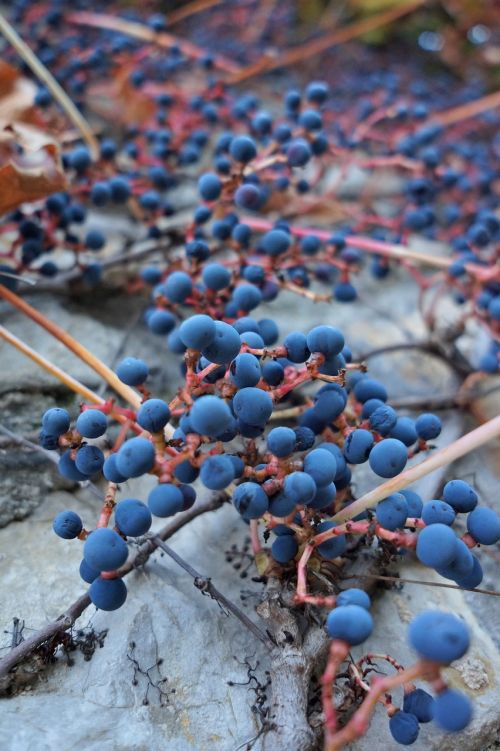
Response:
[[42, 316, 498, 745], [1, 4, 498, 374], [325, 600, 473, 745], [2, 3, 498, 747]]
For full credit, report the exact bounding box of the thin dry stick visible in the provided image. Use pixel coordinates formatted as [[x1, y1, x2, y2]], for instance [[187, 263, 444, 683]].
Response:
[[0, 285, 141, 409], [168, 0, 222, 25], [332, 414, 500, 523], [152, 537, 273, 650], [0, 13, 99, 158], [0, 325, 106, 405], [344, 573, 500, 597], [66, 11, 241, 75], [434, 89, 500, 127], [230, 0, 427, 82], [0, 493, 227, 680]]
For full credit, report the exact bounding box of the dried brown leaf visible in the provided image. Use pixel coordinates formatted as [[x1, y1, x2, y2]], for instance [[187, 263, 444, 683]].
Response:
[[0, 122, 67, 215]]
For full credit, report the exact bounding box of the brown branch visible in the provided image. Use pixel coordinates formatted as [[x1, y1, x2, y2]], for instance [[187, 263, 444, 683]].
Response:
[[168, 0, 222, 25], [0, 493, 227, 682], [230, 0, 428, 82], [152, 537, 274, 650]]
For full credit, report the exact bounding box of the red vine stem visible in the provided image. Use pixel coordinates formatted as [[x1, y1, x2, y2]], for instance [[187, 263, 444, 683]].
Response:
[[241, 216, 496, 279], [326, 660, 440, 750]]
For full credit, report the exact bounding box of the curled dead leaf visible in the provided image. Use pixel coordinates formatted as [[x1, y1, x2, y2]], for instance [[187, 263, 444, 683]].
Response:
[[0, 122, 67, 215], [0, 60, 37, 124]]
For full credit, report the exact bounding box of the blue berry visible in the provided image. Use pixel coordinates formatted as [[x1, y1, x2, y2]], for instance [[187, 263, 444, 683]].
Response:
[[369, 405, 397, 436], [369, 438, 408, 478], [389, 712, 420, 745], [454, 555, 483, 589], [189, 395, 232, 437], [202, 321, 241, 364], [148, 483, 184, 517], [287, 138, 312, 167], [326, 605, 373, 645], [466, 507, 500, 545], [179, 314, 216, 350], [230, 353, 261, 388], [79, 559, 99, 584], [376, 493, 408, 530], [298, 109, 323, 131], [353, 378, 388, 403], [75, 445, 104, 475], [85, 230, 106, 251], [269, 491, 296, 517], [233, 387, 273, 427], [408, 610, 469, 663], [432, 689, 473, 732], [390, 417, 418, 446], [229, 135, 257, 163], [116, 437, 155, 478], [84, 528, 128, 572], [261, 229, 291, 256], [308, 482, 336, 510], [200, 455, 235, 490], [116, 357, 149, 386], [415, 413, 442, 440], [198, 172, 222, 201], [233, 483, 269, 520], [90, 182, 111, 206], [306, 81, 329, 104], [334, 281, 357, 302], [303, 447, 337, 487], [53, 510, 83, 539], [316, 521, 346, 559], [271, 535, 298, 563], [442, 480, 478, 513], [262, 360, 284, 386], [403, 688, 434, 723], [164, 271, 192, 303], [102, 454, 127, 484], [344, 429, 374, 464], [284, 331, 310, 362], [58, 450, 89, 481], [306, 325, 344, 357], [136, 399, 171, 433], [267, 427, 296, 457], [336, 588, 371, 610], [89, 577, 127, 611], [42, 407, 70, 436], [76, 409, 107, 439], [422, 500, 456, 526], [69, 145, 91, 173], [148, 310, 176, 335], [115, 499, 152, 537], [401, 490, 423, 517], [416, 524, 458, 569], [283, 471, 317, 505], [109, 176, 130, 203]]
